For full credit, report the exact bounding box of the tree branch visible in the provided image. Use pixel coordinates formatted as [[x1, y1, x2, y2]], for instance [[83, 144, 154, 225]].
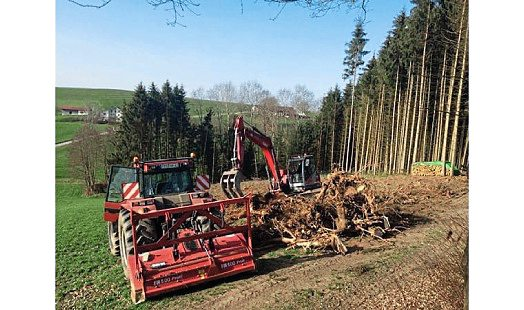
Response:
[[67, 0, 112, 8], [270, 3, 287, 21], [148, 0, 200, 27], [67, 0, 367, 26]]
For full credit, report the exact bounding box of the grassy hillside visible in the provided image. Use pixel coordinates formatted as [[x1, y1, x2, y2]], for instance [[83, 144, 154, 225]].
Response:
[[55, 87, 252, 117], [56, 87, 133, 110], [55, 122, 110, 143]]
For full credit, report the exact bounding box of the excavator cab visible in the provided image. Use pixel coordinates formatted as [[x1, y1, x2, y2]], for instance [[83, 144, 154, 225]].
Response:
[[287, 155, 321, 193]]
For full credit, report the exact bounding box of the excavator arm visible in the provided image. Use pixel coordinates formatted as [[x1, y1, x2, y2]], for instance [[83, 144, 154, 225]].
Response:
[[221, 116, 285, 198]]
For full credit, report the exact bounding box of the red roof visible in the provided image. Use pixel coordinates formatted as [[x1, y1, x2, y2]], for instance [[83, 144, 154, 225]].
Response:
[[60, 105, 88, 112]]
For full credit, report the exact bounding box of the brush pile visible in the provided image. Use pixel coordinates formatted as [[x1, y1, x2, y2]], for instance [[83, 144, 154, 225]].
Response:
[[248, 171, 393, 254]]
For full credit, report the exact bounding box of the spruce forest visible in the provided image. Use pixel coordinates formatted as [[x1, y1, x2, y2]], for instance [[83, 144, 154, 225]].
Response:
[[108, 0, 468, 182]]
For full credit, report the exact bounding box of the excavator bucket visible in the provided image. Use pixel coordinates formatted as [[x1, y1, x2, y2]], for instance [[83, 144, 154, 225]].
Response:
[[220, 169, 245, 198]]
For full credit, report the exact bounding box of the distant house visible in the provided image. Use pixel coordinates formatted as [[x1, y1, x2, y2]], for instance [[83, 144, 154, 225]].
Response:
[[60, 106, 89, 116], [274, 106, 297, 118], [101, 107, 122, 122], [297, 111, 309, 119], [251, 105, 301, 119]]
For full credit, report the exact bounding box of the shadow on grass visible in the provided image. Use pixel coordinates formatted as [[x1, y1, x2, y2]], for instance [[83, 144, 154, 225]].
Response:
[[385, 211, 432, 231], [144, 244, 364, 304], [253, 245, 363, 276]]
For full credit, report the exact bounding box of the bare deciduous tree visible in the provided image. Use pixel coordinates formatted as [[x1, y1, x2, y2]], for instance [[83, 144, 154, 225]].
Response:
[[258, 96, 279, 133], [291, 84, 314, 114], [238, 80, 270, 106], [206, 81, 237, 103], [206, 81, 238, 123], [276, 88, 293, 107], [191, 87, 206, 100], [70, 123, 109, 195]]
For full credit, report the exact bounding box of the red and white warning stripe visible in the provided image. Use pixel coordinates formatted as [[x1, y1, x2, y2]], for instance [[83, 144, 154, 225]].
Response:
[[195, 175, 210, 191], [122, 182, 140, 200]]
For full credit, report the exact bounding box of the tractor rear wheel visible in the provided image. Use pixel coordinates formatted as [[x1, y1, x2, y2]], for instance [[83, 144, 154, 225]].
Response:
[[118, 209, 159, 279], [107, 221, 120, 256]]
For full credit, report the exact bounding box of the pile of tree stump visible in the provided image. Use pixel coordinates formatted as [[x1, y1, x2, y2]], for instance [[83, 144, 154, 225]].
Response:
[[247, 171, 393, 254]]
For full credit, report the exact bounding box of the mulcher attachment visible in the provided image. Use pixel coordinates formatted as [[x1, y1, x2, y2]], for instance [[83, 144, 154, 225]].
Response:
[[123, 196, 255, 304]]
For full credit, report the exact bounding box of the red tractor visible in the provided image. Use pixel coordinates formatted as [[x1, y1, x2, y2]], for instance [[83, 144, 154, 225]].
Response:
[[104, 157, 255, 303]]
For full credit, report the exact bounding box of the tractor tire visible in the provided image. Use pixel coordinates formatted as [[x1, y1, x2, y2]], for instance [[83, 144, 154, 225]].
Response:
[[107, 221, 120, 256], [118, 209, 159, 279]]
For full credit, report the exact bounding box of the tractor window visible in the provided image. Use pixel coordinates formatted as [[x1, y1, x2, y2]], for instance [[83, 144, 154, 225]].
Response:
[[106, 166, 138, 202], [142, 168, 193, 197]]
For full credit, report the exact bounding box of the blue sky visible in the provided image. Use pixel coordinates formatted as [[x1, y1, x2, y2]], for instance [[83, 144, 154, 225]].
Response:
[[56, 0, 413, 100]]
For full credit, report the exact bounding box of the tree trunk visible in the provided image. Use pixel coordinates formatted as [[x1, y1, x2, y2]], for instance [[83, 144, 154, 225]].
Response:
[[364, 101, 374, 173], [429, 67, 440, 161], [373, 85, 385, 174], [330, 98, 338, 168], [345, 72, 358, 172], [441, 0, 466, 175], [360, 97, 369, 171], [434, 48, 448, 160], [389, 66, 400, 174], [450, 25, 468, 172], [407, 73, 420, 171], [461, 131, 469, 169], [394, 87, 402, 173], [401, 62, 414, 173], [317, 112, 324, 171], [354, 96, 363, 172], [412, 3, 431, 164], [341, 107, 349, 168], [422, 66, 432, 161]]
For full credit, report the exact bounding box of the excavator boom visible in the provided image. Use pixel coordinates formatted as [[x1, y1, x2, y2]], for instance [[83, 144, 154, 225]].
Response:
[[221, 116, 284, 198]]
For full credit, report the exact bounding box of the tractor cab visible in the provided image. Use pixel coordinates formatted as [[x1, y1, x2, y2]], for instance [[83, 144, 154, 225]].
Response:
[[105, 158, 196, 204], [287, 155, 321, 193], [140, 158, 195, 197]]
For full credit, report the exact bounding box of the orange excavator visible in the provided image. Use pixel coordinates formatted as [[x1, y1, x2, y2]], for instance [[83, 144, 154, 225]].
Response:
[[221, 115, 321, 198]]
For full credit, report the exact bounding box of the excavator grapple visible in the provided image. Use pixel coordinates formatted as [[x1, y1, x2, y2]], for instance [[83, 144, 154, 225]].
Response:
[[220, 169, 245, 198]]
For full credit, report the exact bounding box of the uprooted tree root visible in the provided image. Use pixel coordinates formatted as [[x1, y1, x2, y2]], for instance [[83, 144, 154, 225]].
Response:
[[241, 171, 406, 254]]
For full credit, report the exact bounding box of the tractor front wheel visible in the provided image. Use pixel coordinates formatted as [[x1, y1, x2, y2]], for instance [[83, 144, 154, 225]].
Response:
[[118, 209, 159, 279], [107, 221, 120, 256]]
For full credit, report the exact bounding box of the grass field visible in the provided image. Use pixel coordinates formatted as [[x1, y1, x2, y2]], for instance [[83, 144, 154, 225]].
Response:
[[55, 87, 252, 117], [55, 121, 110, 143], [56, 87, 133, 110], [55, 143, 141, 308]]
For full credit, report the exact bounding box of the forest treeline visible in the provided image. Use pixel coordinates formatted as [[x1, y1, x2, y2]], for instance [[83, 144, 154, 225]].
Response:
[[72, 0, 468, 192], [317, 0, 469, 175]]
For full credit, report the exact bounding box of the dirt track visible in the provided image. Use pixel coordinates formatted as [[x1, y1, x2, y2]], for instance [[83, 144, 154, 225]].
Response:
[[157, 175, 468, 310]]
